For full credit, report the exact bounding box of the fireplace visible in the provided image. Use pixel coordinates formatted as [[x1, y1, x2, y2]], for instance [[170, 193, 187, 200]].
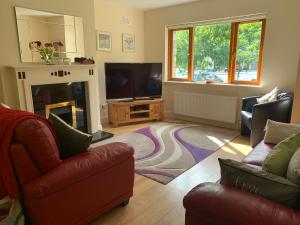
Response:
[[11, 64, 102, 135], [31, 82, 88, 132]]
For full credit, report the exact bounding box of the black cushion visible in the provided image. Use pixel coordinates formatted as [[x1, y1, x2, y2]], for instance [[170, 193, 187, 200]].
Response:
[[219, 158, 300, 208], [49, 113, 93, 159], [241, 111, 252, 129]]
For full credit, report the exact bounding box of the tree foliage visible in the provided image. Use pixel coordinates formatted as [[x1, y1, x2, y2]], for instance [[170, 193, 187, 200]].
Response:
[[194, 23, 231, 71], [236, 22, 262, 71], [174, 29, 189, 75]]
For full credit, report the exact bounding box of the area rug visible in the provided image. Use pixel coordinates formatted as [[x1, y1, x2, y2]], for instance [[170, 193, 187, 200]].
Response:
[[92, 122, 239, 184]]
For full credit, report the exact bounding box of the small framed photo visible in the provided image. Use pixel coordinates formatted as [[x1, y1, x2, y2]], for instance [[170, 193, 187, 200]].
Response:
[[97, 31, 112, 51], [122, 33, 135, 52]]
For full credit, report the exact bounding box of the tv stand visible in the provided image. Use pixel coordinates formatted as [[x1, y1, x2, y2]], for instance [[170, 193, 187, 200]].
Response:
[[108, 99, 164, 127], [119, 99, 134, 103]]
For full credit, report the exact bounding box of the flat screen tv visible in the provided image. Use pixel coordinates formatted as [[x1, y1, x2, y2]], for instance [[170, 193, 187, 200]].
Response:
[[105, 63, 162, 100]]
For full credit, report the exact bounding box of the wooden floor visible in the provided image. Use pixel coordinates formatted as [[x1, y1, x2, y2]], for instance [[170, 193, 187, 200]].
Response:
[[90, 120, 252, 225]]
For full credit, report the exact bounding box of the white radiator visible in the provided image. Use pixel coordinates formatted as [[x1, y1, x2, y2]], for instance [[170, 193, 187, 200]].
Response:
[[174, 92, 238, 124]]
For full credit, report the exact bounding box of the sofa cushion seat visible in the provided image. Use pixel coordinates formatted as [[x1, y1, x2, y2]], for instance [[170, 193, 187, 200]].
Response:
[[241, 111, 252, 129], [242, 141, 275, 166]]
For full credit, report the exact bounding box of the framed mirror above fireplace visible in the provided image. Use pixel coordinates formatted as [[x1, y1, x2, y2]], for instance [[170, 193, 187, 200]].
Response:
[[15, 7, 85, 63]]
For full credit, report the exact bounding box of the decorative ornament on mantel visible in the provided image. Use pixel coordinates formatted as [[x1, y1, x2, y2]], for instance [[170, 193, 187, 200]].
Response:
[[29, 41, 64, 65]]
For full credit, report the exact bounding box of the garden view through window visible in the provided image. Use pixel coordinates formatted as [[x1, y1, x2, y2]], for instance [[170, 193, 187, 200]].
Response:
[[171, 29, 190, 79], [168, 19, 266, 85]]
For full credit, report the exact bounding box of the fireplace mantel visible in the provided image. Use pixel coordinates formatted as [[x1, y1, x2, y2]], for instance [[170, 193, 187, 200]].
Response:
[[11, 64, 96, 70], [10, 63, 102, 133]]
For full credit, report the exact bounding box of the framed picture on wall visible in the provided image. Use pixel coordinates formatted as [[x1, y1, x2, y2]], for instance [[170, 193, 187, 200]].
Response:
[[122, 33, 135, 52], [97, 31, 112, 51]]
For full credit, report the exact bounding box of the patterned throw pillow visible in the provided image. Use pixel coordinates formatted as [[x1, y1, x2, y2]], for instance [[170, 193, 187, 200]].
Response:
[[264, 120, 300, 144], [257, 87, 279, 104], [219, 158, 300, 208]]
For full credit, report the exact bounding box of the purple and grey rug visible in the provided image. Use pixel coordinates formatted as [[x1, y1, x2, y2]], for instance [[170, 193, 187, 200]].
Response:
[[93, 122, 238, 184]]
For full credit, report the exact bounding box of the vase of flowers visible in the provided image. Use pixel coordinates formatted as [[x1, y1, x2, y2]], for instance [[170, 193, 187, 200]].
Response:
[[29, 41, 55, 64]]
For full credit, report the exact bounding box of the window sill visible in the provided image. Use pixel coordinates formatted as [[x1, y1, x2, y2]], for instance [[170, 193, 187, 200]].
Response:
[[163, 80, 262, 88]]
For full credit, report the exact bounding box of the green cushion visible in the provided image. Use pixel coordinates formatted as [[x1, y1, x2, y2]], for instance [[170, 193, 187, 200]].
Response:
[[49, 113, 93, 159], [219, 158, 300, 208], [262, 131, 300, 176], [287, 148, 300, 185]]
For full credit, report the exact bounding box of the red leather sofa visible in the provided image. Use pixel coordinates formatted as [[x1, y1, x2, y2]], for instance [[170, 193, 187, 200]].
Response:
[[183, 140, 300, 225], [4, 119, 134, 225]]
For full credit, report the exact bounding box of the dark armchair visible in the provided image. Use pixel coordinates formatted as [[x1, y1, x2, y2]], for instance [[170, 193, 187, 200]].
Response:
[[241, 92, 293, 147]]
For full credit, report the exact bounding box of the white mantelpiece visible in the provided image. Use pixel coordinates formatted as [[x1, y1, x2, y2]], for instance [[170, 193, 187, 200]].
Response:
[[11, 64, 102, 133]]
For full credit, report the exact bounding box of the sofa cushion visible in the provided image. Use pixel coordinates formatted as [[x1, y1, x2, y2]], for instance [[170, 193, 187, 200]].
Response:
[[263, 132, 300, 176], [219, 158, 300, 208], [264, 120, 300, 145], [23, 142, 134, 198], [242, 141, 274, 166], [257, 87, 279, 104], [49, 113, 93, 159], [287, 148, 300, 185], [241, 111, 252, 129], [14, 119, 61, 173]]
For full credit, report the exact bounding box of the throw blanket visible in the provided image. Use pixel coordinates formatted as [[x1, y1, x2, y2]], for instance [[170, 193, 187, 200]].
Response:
[[0, 106, 54, 198], [0, 196, 24, 225]]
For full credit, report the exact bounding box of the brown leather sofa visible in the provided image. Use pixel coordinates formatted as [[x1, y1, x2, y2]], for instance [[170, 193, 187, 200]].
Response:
[[2, 118, 134, 225], [183, 140, 300, 225]]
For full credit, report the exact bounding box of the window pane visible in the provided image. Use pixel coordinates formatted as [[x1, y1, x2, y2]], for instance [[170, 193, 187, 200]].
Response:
[[235, 21, 263, 82], [171, 29, 189, 79], [193, 23, 231, 83]]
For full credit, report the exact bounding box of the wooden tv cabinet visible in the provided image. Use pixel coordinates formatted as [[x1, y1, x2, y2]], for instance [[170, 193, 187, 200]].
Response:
[[108, 99, 164, 127]]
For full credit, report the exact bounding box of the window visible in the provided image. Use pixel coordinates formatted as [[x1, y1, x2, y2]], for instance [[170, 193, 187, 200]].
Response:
[[168, 19, 266, 85], [168, 28, 194, 80], [194, 23, 231, 83]]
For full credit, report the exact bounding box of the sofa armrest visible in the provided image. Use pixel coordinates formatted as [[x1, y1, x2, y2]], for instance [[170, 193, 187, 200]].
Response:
[[250, 98, 293, 146], [183, 183, 300, 225], [242, 96, 260, 112], [23, 143, 134, 199]]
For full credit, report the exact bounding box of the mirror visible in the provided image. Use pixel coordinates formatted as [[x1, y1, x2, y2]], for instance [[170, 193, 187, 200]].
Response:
[[15, 7, 85, 63]]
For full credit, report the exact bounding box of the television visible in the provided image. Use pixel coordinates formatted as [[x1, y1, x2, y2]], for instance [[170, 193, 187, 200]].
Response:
[[105, 63, 162, 100]]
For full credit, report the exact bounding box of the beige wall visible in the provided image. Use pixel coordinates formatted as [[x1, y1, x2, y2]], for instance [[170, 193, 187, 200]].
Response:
[[1, 0, 299, 126], [292, 56, 300, 123], [144, 0, 300, 126], [0, 0, 96, 107], [0, 74, 3, 103], [94, 0, 144, 120]]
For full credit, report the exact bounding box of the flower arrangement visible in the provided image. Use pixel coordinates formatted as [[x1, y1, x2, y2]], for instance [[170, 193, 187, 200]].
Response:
[[29, 41, 64, 64]]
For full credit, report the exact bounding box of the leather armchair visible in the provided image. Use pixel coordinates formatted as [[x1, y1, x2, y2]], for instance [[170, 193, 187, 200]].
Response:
[[241, 92, 293, 147], [6, 119, 134, 225], [184, 182, 300, 225]]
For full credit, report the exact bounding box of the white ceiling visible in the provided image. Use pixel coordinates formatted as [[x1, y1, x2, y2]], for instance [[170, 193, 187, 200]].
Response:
[[107, 0, 199, 11]]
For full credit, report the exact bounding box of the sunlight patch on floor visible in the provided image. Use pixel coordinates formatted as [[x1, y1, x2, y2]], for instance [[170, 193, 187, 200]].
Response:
[[207, 135, 227, 146], [221, 146, 238, 155]]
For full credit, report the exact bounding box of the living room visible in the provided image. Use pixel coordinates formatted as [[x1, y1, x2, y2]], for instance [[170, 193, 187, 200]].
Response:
[[1, 0, 300, 224]]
